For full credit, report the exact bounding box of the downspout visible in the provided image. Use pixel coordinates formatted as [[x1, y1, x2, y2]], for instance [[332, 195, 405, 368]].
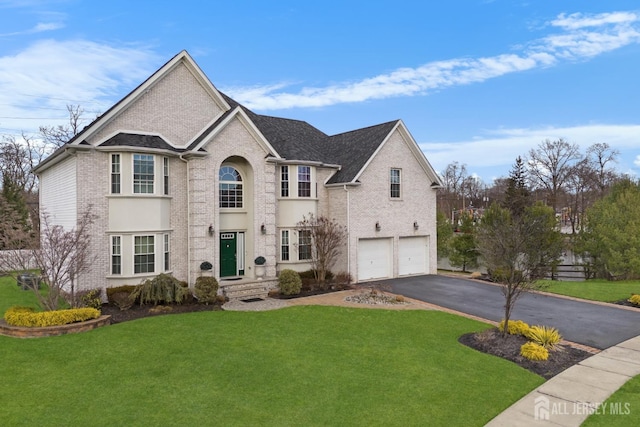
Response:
[[179, 154, 191, 286], [343, 184, 350, 277]]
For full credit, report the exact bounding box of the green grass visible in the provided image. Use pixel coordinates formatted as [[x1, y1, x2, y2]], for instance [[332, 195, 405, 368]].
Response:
[[0, 304, 544, 426], [538, 279, 640, 303], [583, 374, 639, 426], [0, 274, 41, 314]]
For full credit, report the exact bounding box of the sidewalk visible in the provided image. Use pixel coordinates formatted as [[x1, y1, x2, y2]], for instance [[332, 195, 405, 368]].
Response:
[[486, 335, 640, 426]]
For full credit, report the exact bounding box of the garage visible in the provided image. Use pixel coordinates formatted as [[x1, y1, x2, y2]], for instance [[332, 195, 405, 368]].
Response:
[[399, 236, 429, 276], [357, 238, 392, 281]]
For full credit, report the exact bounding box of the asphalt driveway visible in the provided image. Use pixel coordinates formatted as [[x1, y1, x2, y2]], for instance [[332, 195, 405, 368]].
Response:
[[378, 275, 640, 349]]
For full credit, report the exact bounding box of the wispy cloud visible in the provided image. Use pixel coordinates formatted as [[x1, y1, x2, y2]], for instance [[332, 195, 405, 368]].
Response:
[[0, 39, 158, 134], [224, 11, 640, 110], [421, 124, 640, 181], [0, 21, 64, 37]]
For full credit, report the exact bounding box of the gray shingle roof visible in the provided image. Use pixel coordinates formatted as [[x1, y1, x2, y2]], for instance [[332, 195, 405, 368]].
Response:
[[208, 92, 398, 184], [99, 133, 186, 152]]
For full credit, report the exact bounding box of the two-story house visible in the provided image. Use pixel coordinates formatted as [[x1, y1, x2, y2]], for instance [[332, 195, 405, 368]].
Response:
[[34, 51, 442, 295]]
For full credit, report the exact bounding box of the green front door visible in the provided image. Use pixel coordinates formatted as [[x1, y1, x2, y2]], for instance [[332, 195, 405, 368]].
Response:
[[220, 233, 237, 277]]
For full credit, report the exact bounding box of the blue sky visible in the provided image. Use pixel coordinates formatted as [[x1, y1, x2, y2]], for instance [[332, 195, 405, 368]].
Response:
[[1, 0, 640, 183]]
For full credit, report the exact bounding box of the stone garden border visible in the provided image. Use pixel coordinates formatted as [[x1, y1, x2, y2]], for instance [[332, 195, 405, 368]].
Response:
[[0, 315, 111, 338]]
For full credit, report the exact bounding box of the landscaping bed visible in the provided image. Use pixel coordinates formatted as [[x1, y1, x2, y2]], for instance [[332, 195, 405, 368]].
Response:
[[459, 328, 594, 379], [100, 301, 222, 324]]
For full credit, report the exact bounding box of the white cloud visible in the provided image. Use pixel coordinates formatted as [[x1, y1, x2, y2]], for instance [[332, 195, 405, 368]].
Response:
[[0, 21, 65, 37], [551, 11, 638, 30], [0, 39, 158, 135], [420, 124, 640, 182], [224, 11, 640, 111]]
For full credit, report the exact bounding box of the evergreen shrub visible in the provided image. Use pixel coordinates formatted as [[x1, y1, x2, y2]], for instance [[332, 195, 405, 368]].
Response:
[[279, 269, 302, 295]]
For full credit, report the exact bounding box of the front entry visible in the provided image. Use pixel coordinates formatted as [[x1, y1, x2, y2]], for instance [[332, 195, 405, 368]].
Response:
[[220, 233, 237, 277]]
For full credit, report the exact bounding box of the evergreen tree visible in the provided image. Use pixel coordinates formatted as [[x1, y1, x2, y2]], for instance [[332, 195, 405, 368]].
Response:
[[502, 156, 531, 218], [449, 211, 479, 272]]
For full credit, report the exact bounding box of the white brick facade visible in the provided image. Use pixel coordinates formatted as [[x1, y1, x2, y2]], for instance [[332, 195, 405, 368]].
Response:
[[35, 51, 441, 294]]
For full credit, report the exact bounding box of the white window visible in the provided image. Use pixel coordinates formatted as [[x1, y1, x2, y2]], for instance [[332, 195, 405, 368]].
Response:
[[390, 168, 401, 199], [298, 230, 312, 261], [133, 154, 154, 194], [134, 235, 155, 274], [111, 235, 122, 275], [111, 154, 121, 194], [163, 157, 169, 196], [281, 230, 290, 261], [219, 166, 243, 208], [163, 234, 170, 271], [298, 166, 311, 197], [281, 165, 289, 197]]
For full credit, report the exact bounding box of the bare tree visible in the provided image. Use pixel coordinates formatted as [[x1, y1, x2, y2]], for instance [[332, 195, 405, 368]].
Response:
[[296, 213, 347, 288], [438, 161, 469, 218], [39, 104, 86, 148], [586, 142, 620, 195], [527, 138, 582, 213], [0, 208, 97, 311], [477, 202, 561, 336]]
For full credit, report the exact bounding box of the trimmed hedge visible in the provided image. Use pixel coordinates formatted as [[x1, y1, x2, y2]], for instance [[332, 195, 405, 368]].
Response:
[[278, 269, 302, 296], [4, 306, 101, 327]]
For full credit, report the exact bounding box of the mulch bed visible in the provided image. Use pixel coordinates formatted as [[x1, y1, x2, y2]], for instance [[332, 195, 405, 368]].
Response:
[[100, 302, 222, 324], [459, 329, 593, 379]]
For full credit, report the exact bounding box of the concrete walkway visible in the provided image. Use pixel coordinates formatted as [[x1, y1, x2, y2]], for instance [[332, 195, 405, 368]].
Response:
[[487, 335, 640, 426]]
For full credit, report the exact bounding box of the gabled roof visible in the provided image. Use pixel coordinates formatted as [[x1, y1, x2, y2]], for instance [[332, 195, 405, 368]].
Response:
[[35, 50, 442, 187]]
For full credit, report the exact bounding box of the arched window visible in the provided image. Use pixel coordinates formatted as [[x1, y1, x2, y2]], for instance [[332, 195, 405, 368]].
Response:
[[219, 166, 243, 208]]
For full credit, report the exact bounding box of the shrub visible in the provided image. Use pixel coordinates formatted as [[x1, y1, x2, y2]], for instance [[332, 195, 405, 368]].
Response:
[[4, 306, 101, 327], [194, 276, 219, 304], [79, 289, 103, 310], [279, 269, 302, 296], [628, 294, 640, 306], [106, 285, 137, 304], [525, 325, 562, 350], [254, 256, 266, 265], [200, 261, 213, 271], [333, 271, 352, 289], [520, 342, 549, 361], [111, 292, 135, 311], [130, 273, 188, 306], [498, 319, 530, 336]]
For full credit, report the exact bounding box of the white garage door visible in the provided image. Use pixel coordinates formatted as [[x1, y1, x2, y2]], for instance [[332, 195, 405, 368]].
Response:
[[357, 238, 392, 281], [399, 236, 429, 276]]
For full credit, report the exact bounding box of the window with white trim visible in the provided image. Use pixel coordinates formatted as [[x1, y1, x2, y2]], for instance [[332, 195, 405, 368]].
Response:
[[111, 235, 121, 275], [133, 154, 154, 194], [219, 166, 243, 208], [163, 234, 170, 271], [281, 165, 289, 197], [111, 154, 121, 194], [298, 166, 311, 197], [163, 157, 169, 195], [298, 229, 312, 261], [390, 168, 401, 198], [281, 230, 290, 261], [134, 235, 155, 274]]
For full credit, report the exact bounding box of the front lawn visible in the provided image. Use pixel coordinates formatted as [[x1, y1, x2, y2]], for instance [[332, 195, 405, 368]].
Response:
[[538, 279, 640, 304], [583, 374, 639, 426], [0, 274, 41, 314], [0, 306, 543, 426]]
